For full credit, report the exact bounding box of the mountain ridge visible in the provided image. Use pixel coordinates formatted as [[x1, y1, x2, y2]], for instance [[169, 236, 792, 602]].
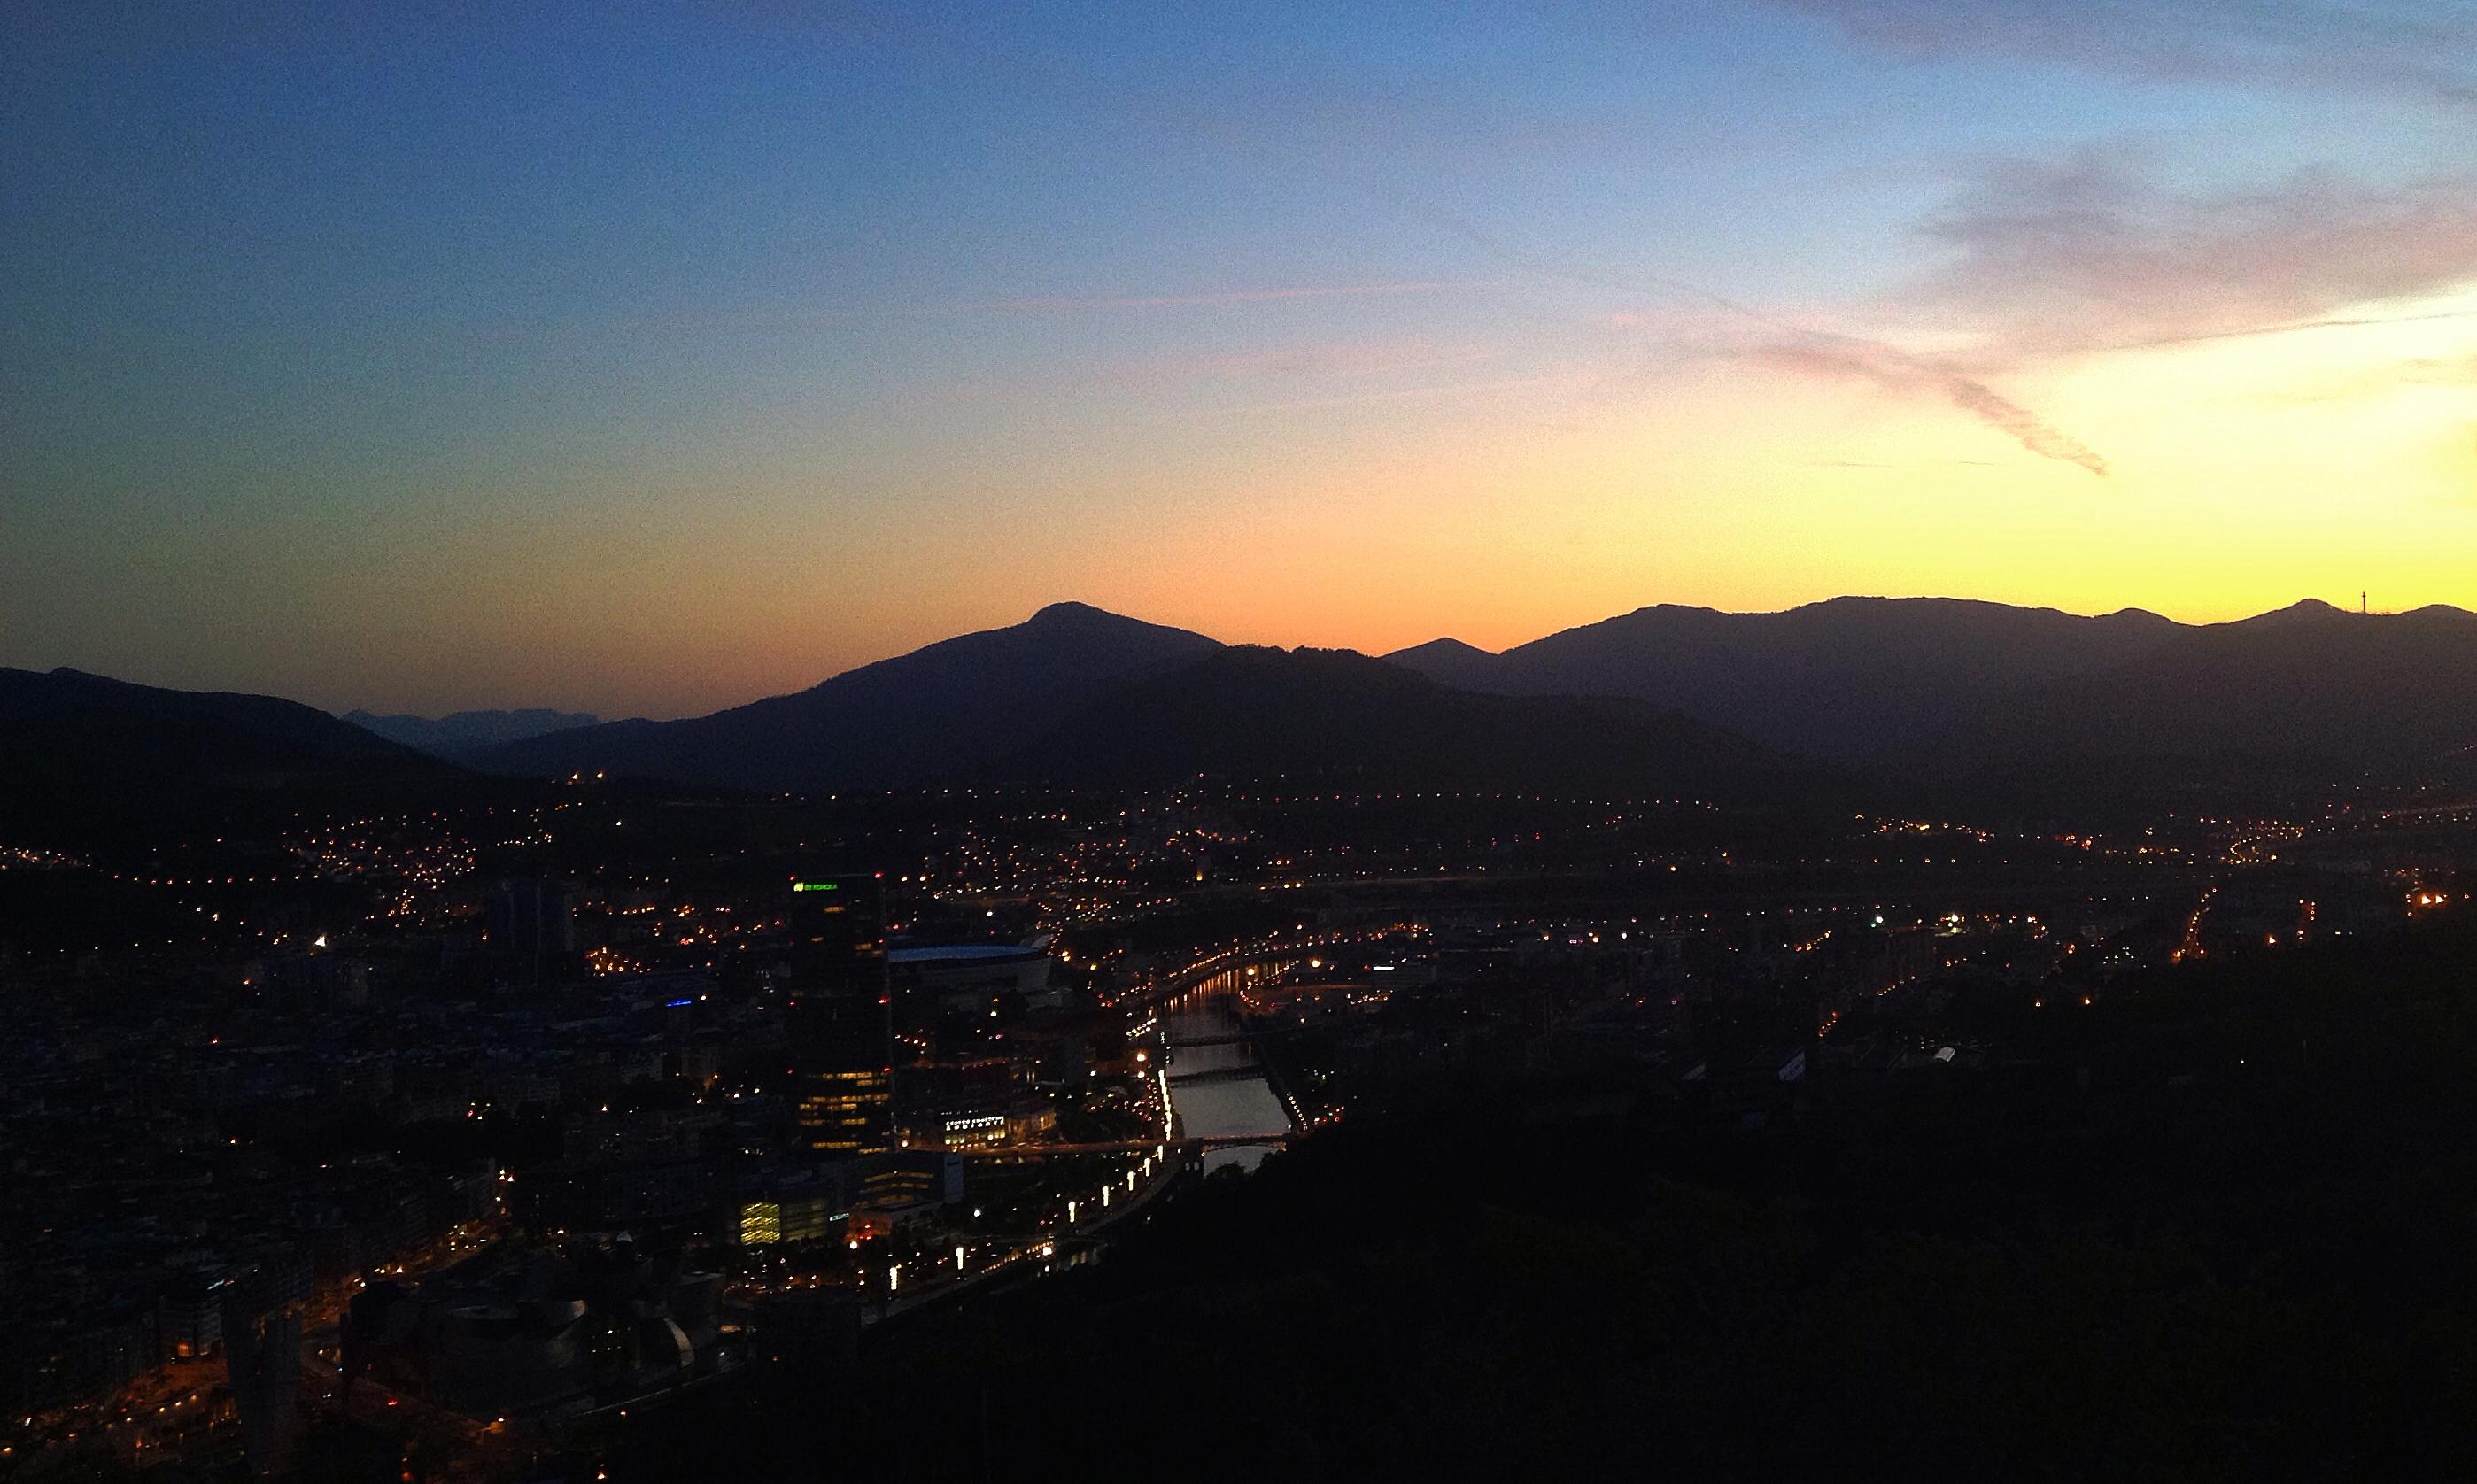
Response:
[[1379, 637, 1506, 692], [1445, 595, 2185, 764], [21, 594, 2477, 812], [344, 707, 602, 757], [0, 666, 453, 846], [999, 645, 1810, 802], [1384, 595, 2477, 771], [471, 603, 1224, 791]]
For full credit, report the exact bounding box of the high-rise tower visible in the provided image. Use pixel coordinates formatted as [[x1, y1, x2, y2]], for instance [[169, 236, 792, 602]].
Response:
[[785, 874, 894, 1156]]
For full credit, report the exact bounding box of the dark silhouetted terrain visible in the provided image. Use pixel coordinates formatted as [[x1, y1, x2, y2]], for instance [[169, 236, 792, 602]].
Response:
[[1391, 596, 2183, 761], [611, 915, 2477, 1483], [1389, 596, 2477, 790], [31, 597, 2477, 819], [0, 668, 450, 846], [343, 707, 602, 757], [1960, 599, 2477, 769], [473, 603, 1223, 791], [1003, 645, 1810, 802], [1377, 636, 1506, 692]]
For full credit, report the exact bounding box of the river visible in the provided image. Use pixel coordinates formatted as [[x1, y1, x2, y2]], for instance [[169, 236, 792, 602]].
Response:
[[1162, 966, 1293, 1173]]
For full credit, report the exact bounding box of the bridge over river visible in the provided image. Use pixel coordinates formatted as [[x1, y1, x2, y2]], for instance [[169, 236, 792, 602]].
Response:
[[1123, 925, 1421, 1013]]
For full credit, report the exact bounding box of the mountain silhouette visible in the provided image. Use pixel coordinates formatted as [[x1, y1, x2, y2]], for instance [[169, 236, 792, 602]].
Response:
[[473, 602, 1223, 791], [38, 595, 2477, 815], [1380, 595, 2477, 800], [1389, 597, 2184, 762], [0, 667, 448, 846], [1001, 645, 1803, 800], [1379, 638, 1506, 692], [1963, 599, 2477, 769], [344, 707, 602, 757]]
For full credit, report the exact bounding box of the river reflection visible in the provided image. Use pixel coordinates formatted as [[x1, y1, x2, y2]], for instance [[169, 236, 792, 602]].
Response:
[[1165, 968, 1292, 1173]]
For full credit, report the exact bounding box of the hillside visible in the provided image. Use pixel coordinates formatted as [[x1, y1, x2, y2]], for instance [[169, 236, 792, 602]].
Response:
[[1379, 637, 1506, 692], [1391, 597, 2180, 764], [474, 603, 1223, 792], [0, 668, 452, 846], [1382, 597, 2477, 800], [1000, 645, 1808, 801], [41, 595, 2475, 826], [343, 707, 601, 757], [1963, 600, 2477, 770]]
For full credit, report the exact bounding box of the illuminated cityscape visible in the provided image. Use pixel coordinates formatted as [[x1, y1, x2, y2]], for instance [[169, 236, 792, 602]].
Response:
[[4, 727, 2475, 1474]]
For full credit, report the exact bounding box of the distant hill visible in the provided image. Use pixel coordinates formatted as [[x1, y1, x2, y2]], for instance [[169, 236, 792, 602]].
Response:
[[1380, 638, 1506, 692], [1379, 595, 2477, 809], [1388, 597, 2181, 765], [34, 595, 2474, 827], [473, 603, 1223, 792], [1962, 600, 2477, 771], [1001, 645, 1809, 801], [343, 707, 601, 758], [0, 668, 451, 846]]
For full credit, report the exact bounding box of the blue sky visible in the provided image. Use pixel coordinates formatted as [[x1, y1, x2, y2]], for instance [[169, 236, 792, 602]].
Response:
[[7, 2, 2474, 715]]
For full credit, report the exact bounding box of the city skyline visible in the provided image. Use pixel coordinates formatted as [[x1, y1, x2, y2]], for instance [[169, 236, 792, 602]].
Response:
[[10, 3, 2477, 717]]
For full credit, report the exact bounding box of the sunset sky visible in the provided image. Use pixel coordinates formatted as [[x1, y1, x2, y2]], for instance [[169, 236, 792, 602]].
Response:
[[7, 2, 2476, 718]]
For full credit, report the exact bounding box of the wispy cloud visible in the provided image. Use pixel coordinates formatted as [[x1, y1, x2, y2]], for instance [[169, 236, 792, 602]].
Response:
[[1198, 372, 1576, 415], [1730, 148, 2477, 446], [1909, 152, 2477, 355], [944, 280, 1502, 314], [446, 279, 1506, 348], [1770, 0, 2477, 106], [1396, 193, 2115, 474], [1141, 341, 1502, 383]]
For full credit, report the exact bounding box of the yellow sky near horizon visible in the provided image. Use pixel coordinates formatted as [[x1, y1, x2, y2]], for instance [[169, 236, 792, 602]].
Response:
[[10, 288, 2473, 719]]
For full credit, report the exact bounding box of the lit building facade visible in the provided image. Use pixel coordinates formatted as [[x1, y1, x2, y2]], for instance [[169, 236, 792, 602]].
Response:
[[786, 875, 895, 1156]]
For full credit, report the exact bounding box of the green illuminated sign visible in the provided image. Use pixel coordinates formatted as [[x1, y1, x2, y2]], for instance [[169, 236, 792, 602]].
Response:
[[792, 881, 840, 893]]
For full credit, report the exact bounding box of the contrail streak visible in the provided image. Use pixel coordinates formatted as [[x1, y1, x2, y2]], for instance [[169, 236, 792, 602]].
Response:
[[1752, 344, 2107, 477], [1941, 378, 2109, 477], [1388, 192, 2111, 476]]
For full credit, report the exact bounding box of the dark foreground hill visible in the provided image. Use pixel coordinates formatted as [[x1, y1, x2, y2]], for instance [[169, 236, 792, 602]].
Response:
[[611, 915, 2477, 1482], [1001, 645, 1817, 803], [0, 667, 452, 847], [474, 603, 1222, 792]]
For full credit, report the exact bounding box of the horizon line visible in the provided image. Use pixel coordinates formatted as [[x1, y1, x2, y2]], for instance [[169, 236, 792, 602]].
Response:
[[13, 591, 2464, 723]]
